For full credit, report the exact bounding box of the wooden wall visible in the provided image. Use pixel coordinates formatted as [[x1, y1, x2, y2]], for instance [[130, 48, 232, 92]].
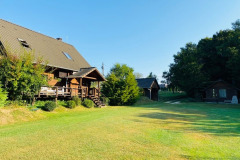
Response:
[[44, 68, 73, 87], [151, 88, 159, 101], [43, 72, 59, 86], [143, 88, 159, 101], [205, 81, 238, 102]]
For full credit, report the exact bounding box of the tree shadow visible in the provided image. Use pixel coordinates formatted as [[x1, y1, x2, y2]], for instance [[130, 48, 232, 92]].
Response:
[[180, 154, 238, 160], [135, 102, 240, 136]]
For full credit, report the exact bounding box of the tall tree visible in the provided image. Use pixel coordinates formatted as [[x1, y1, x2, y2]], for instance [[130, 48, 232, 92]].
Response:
[[164, 19, 240, 96], [147, 72, 157, 79], [165, 43, 207, 95], [102, 64, 139, 105], [232, 19, 240, 30]]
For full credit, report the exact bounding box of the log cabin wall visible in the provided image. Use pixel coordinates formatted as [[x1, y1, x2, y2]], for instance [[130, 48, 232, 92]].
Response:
[[43, 72, 59, 86], [44, 68, 73, 87]]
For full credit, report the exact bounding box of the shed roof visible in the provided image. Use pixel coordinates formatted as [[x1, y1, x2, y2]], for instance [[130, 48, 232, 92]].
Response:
[[204, 80, 240, 91], [136, 78, 160, 89], [0, 19, 91, 71]]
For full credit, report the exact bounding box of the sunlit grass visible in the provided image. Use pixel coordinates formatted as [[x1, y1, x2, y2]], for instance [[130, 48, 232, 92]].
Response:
[[0, 102, 240, 159]]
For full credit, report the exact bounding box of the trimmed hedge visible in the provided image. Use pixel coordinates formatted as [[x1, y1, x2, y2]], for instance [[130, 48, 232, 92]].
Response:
[[82, 99, 94, 108], [67, 100, 76, 109], [42, 101, 57, 112]]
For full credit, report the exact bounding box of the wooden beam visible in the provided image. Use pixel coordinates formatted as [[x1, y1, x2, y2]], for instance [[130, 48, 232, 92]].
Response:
[[56, 87, 58, 98], [84, 76, 97, 80]]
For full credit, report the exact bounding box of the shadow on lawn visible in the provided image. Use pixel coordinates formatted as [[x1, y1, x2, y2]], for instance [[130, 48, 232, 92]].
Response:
[[136, 103, 240, 136]]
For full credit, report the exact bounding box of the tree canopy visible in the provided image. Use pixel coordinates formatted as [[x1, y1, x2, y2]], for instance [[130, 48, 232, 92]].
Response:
[[163, 19, 240, 96], [0, 48, 47, 102], [147, 72, 157, 79], [102, 64, 139, 105], [134, 72, 143, 78]]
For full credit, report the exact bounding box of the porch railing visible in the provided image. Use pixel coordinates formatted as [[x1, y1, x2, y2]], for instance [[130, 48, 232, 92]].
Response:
[[89, 87, 100, 97], [37, 86, 100, 98]]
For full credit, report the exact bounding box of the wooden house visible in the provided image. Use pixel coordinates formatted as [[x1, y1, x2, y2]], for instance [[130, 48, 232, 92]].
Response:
[[136, 78, 160, 101], [203, 80, 240, 103], [0, 19, 105, 106]]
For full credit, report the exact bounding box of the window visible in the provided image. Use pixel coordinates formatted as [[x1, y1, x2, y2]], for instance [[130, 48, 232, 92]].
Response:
[[59, 71, 67, 78], [63, 52, 72, 60], [219, 89, 227, 98], [17, 38, 30, 49], [213, 89, 216, 98]]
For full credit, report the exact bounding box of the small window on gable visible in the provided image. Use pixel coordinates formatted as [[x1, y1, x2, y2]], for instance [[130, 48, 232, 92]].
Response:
[[17, 38, 31, 49], [63, 52, 72, 60]]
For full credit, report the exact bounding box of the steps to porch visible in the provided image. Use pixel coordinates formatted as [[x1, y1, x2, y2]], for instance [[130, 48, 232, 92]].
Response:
[[88, 95, 105, 108]]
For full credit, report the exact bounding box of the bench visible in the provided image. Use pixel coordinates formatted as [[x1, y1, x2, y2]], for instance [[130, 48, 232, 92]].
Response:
[[224, 100, 232, 103]]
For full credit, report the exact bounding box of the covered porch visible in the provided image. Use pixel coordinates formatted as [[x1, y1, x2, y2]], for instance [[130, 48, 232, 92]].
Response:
[[37, 67, 106, 100]]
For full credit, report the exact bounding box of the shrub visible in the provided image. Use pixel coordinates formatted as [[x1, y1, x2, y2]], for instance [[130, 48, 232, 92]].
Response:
[[82, 99, 94, 108], [34, 100, 46, 108], [66, 100, 76, 109], [5, 100, 27, 107], [0, 83, 7, 107], [72, 96, 81, 106], [100, 97, 110, 106], [42, 101, 57, 112]]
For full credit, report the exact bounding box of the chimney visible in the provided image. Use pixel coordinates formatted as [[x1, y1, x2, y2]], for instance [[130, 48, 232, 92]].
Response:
[[56, 38, 62, 41]]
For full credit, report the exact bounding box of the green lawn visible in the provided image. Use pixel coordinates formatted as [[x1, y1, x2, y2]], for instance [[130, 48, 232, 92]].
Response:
[[159, 91, 187, 102], [0, 102, 240, 159]]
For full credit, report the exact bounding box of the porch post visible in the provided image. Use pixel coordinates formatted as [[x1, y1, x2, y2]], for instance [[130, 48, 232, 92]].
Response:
[[98, 81, 100, 97], [66, 78, 68, 87], [80, 78, 83, 99], [80, 78, 82, 88]]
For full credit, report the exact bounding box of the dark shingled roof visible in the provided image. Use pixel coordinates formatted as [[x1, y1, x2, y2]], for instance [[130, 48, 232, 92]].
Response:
[[67, 67, 106, 81], [203, 80, 240, 91], [0, 19, 91, 71], [136, 78, 159, 89]]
